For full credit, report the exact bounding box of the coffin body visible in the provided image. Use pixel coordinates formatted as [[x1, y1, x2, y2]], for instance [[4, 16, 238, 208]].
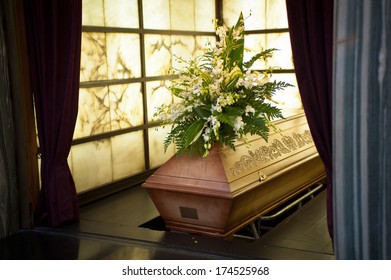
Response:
[[143, 113, 326, 238]]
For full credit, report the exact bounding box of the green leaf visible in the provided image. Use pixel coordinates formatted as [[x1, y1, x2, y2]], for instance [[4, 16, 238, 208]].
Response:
[[194, 106, 210, 119], [243, 116, 269, 141], [255, 103, 284, 120], [227, 13, 244, 69], [243, 48, 277, 69], [223, 65, 242, 91], [184, 119, 205, 147], [215, 106, 244, 126], [200, 71, 212, 84]]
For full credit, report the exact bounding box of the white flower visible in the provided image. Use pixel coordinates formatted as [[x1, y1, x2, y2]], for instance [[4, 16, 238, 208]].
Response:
[[208, 115, 221, 139], [245, 105, 256, 116], [212, 59, 224, 76], [216, 25, 227, 39], [236, 77, 244, 87], [209, 116, 220, 129], [233, 116, 244, 132], [211, 103, 222, 113], [243, 70, 257, 89], [202, 127, 211, 142]]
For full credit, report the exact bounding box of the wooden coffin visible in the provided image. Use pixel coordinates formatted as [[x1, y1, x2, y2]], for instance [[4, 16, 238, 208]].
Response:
[[142, 113, 326, 238]]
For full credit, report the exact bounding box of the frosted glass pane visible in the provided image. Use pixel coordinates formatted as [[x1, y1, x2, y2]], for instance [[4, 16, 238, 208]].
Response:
[[80, 33, 108, 82], [143, 0, 170, 29], [111, 131, 145, 180], [70, 140, 113, 193], [143, 0, 214, 31], [266, 33, 293, 69], [195, 1, 215, 31], [243, 33, 292, 70], [244, 34, 267, 70], [106, 33, 141, 79], [104, 0, 139, 28], [171, 36, 216, 69], [82, 0, 105, 26], [149, 126, 176, 168], [170, 0, 195, 30], [171, 36, 195, 64], [75, 85, 143, 139], [109, 83, 144, 130], [196, 36, 216, 56], [75, 87, 111, 138], [83, 0, 139, 28], [145, 35, 171, 76], [146, 80, 172, 122], [270, 73, 302, 110], [267, 0, 288, 29], [223, 0, 266, 30]]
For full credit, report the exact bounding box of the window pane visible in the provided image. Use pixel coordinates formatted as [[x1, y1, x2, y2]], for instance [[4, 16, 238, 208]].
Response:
[[270, 73, 302, 110], [81, 33, 141, 82], [112, 131, 145, 180], [146, 80, 172, 122], [109, 83, 144, 130], [75, 84, 143, 139], [69, 132, 145, 193], [170, 0, 195, 30], [223, 0, 288, 30], [266, 0, 288, 29], [172, 35, 197, 60], [245, 33, 294, 70], [145, 35, 172, 76], [143, 0, 215, 31], [82, 0, 105, 26], [244, 34, 267, 70], [75, 87, 111, 139], [266, 33, 293, 69], [106, 33, 141, 79], [223, 0, 266, 30], [69, 140, 113, 193], [83, 0, 139, 28], [143, 0, 170, 29], [149, 126, 175, 168], [104, 0, 139, 28], [171, 35, 216, 70], [80, 32, 108, 82], [195, 0, 215, 31]]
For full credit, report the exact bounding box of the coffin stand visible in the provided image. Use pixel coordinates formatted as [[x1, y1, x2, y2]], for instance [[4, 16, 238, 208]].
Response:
[[143, 113, 326, 238]]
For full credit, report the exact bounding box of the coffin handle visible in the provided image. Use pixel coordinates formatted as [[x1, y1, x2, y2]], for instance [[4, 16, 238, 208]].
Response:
[[258, 172, 268, 181]]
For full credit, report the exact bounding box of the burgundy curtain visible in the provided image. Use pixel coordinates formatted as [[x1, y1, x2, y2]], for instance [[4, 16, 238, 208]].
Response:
[[24, 0, 82, 226], [285, 0, 334, 238]]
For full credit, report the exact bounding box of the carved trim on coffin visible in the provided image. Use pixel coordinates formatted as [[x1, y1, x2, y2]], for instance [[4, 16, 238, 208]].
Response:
[[230, 129, 314, 176]]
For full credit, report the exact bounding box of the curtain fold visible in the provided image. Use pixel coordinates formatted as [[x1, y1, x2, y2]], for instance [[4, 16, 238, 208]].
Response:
[[24, 0, 82, 226], [333, 0, 391, 259], [0, 5, 19, 237], [285, 0, 334, 238]]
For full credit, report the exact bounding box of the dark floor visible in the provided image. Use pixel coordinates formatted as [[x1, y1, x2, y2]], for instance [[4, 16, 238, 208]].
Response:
[[0, 186, 334, 260]]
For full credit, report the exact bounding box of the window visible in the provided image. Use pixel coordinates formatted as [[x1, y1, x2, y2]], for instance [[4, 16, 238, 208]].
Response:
[[223, 0, 300, 108], [70, 0, 300, 195]]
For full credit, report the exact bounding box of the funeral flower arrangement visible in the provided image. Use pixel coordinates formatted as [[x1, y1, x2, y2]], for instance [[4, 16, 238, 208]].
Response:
[[155, 13, 291, 157]]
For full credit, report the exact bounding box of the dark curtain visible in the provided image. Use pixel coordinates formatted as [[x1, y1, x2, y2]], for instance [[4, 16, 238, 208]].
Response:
[[285, 0, 334, 238], [24, 0, 82, 226], [0, 3, 19, 237]]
